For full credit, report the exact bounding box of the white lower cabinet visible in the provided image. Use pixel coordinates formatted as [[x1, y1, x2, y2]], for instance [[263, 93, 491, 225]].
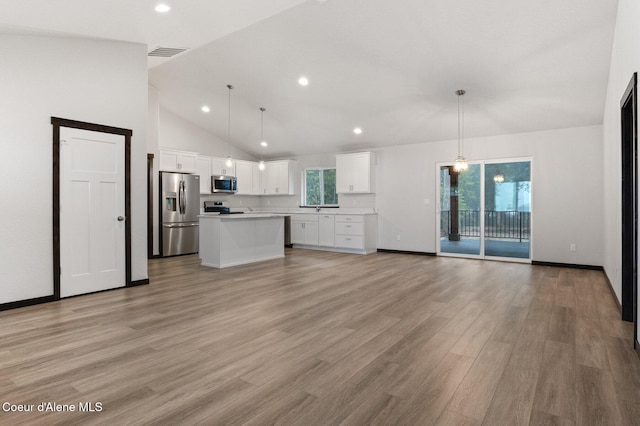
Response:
[[290, 213, 377, 254], [291, 214, 319, 245], [318, 215, 335, 247], [335, 215, 364, 249], [334, 215, 377, 254]]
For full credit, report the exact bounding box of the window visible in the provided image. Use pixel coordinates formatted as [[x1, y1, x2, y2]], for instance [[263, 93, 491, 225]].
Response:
[[303, 168, 338, 206]]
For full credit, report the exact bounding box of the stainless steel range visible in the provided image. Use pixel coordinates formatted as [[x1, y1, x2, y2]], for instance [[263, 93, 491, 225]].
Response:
[[203, 201, 244, 214]]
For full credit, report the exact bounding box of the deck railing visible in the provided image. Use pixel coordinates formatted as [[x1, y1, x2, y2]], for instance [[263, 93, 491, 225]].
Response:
[[440, 210, 531, 242]]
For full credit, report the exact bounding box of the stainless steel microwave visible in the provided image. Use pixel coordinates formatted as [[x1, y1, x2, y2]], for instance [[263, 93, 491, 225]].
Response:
[[211, 175, 237, 194]]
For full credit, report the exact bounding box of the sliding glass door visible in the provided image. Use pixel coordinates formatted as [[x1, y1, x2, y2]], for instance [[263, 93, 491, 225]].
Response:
[[439, 164, 482, 256], [438, 158, 531, 261], [484, 161, 531, 259]]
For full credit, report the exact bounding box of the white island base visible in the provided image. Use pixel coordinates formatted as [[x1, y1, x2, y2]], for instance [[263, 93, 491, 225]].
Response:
[[199, 214, 284, 268]]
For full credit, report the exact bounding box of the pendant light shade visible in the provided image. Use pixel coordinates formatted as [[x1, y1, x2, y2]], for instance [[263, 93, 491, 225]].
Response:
[[225, 84, 234, 168], [453, 89, 468, 173], [454, 156, 469, 173]]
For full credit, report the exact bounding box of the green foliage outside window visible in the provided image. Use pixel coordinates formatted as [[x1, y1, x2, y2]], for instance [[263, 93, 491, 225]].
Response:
[[304, 168, 338, 206]]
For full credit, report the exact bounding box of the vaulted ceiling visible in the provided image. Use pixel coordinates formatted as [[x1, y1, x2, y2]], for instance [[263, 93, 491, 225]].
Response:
[[0, 0, 619, 159]]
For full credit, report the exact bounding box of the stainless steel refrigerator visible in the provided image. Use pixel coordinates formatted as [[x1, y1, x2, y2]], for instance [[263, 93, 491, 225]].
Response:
[[159, 172, 200, 256]]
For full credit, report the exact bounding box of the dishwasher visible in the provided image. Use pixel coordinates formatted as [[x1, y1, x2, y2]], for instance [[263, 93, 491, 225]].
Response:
[[284, 215, 292, 247]]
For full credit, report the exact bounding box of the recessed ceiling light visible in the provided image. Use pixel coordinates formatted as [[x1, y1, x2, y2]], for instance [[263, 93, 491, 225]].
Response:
[[201, 105, 210, 113], [155, 4, 171, 13], [261, 141, 268, 147], [353, 127, 363, 135], [298, 76, 309, 86]]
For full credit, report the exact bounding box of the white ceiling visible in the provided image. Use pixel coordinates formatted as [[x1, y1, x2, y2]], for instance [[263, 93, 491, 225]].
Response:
[[0, 0, 619, 159]]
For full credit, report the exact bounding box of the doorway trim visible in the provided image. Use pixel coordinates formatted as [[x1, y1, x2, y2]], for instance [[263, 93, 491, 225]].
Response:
[[620, 73, 638, 349], [51, 117, 133, 299], [147, 153, 156, 259]]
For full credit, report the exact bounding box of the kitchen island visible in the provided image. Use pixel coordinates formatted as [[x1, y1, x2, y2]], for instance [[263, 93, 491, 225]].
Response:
[[199, 214, 285, 268]]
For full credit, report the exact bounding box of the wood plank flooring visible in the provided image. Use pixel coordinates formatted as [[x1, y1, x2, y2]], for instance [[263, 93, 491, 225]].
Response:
[[1, 249, 639, 425]]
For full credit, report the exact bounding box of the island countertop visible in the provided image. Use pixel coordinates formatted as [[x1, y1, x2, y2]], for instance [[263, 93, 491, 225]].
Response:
[[198, 213, 285, 220]]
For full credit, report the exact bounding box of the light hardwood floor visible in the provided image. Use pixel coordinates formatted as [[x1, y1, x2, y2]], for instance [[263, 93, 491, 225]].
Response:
[[1, 249, 639, 425]]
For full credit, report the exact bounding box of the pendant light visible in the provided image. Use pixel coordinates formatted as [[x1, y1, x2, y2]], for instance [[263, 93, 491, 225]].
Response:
[[453, 89, 468, 173], [258, 107, 266, 171], [225, 84, 234, 169]]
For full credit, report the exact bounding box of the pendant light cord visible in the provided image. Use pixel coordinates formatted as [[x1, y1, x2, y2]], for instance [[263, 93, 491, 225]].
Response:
[[458, 94, 461, 156], [260, 107, 265, 142], [227, 84, 233, 158], [457, 89, 465, 157], [461, 92, 464, 156], [260, 107, 265, 164]]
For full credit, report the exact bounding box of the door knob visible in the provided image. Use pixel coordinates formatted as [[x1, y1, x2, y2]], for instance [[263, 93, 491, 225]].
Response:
[[117, 216, 125, 221]]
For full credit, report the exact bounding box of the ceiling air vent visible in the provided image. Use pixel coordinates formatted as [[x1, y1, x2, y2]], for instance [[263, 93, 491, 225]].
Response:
[[148, 47, 188, 58]]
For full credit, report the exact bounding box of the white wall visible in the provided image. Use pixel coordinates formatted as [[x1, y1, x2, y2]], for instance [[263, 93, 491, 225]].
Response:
[[0, 35, 148, 304], [376, 126, 604, 266], [602, 0, 640, 331]]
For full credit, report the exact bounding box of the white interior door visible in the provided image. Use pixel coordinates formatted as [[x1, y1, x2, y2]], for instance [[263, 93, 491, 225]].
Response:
[[60, 127, 125, 297]]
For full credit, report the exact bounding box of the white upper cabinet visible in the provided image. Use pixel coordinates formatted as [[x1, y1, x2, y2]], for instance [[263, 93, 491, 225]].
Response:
[[235, 160, 260, 195], [159, 149, 198, 173], [195, 156, 212, 194], [211, 157, 235, 177], [336, 152, 375, 193], [259, 160, 297, 195]]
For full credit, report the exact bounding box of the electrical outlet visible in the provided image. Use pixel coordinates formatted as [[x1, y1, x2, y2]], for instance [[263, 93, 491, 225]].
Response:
[[570, 243, 576, 252], [396, 235, 401, 241]]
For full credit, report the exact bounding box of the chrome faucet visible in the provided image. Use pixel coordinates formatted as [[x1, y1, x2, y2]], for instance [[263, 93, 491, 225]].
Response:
[[315, 205, 321, 212]]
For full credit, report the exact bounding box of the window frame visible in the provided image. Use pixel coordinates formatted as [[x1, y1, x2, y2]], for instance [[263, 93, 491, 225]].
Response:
[[302, 167, 339, 207]]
